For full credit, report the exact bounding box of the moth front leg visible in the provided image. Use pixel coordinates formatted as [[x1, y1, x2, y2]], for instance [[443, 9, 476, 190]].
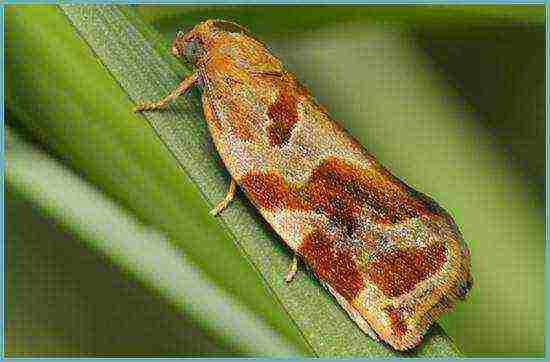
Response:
[[134, 72, 199, 113], [210, 178, 237, 216]]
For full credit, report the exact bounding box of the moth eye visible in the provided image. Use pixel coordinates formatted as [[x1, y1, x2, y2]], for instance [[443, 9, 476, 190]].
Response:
[[183, 37, 205, 64]]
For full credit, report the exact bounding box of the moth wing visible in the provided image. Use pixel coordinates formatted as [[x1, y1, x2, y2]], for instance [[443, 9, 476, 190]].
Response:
[[324, 283, 381, 342], [191, 29, 472, 351]]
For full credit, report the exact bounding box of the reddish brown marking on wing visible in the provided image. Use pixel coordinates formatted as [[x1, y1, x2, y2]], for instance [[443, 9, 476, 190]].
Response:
[[240, 171, 307, 210], [267, 87, 301, 146], [228, 101, 255, 141], [366, 242, 447, 298], [385, 306, 408, 337], [309, 157, 431, 228], [299, 231, 364, 301], [308, 159, 366, 235], [241, 156, 437, 229]]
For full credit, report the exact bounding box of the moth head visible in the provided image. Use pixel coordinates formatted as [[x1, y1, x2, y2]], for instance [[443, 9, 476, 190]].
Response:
[[171, 29, 205, 65], [171, 19, 252, 65]]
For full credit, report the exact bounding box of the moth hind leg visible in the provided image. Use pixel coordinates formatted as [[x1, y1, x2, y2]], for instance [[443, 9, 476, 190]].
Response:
[[134, 72, 199, 113], [210, 178, 237, 216], [284, 255, 299, 283]]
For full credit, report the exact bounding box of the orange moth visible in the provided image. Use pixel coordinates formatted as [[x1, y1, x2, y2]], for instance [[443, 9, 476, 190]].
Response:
[[135, 19, 473, 351]]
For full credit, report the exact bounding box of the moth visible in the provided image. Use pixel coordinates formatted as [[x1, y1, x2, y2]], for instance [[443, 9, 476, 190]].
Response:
[[135, 19, 473, 351]]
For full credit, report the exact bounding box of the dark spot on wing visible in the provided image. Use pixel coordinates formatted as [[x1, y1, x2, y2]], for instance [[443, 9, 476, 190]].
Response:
[[366, 242, 447, 298], [299, 230, 364, 301]]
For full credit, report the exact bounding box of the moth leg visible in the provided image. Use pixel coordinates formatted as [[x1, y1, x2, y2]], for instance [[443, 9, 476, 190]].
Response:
[[284, 255, 299, 283], [209, 178, 237, 216], [134, 72, 198, 113]]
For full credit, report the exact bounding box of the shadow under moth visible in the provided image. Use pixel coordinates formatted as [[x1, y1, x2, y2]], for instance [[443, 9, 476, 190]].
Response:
[[135, 19, 473, 351]]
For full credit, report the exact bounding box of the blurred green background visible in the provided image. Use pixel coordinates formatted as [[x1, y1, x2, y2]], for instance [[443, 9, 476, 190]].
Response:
[[5, 5, 545, 357]]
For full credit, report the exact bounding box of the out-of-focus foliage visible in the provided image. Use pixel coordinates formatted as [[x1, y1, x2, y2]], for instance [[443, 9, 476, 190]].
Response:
[[5, 4, 545, 357]]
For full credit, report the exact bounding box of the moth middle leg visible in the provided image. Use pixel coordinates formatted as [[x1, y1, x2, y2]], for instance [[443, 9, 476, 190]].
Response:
[[285, 255, 300, 283], [134, 72, 199, 113], [210, 178, 237, 216]]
